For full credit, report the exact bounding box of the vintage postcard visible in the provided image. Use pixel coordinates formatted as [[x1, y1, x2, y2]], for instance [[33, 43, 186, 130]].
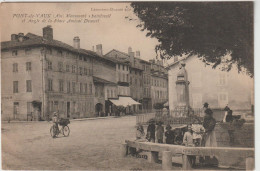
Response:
[[1, 2, 254, 170]]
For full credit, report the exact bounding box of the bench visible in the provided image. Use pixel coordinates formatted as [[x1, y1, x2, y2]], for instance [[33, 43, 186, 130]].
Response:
[[123, 140, 254, 170]]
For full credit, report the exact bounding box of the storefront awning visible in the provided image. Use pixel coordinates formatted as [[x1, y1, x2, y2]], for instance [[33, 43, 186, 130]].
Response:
[[109, 96, 141, 107]]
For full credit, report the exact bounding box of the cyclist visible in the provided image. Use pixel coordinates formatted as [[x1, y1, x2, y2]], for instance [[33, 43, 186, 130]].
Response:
[[52, 112, 59, 137]]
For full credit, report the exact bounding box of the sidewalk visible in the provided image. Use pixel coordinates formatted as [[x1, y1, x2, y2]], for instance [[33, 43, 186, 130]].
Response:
[[2, 115, 136, 123]]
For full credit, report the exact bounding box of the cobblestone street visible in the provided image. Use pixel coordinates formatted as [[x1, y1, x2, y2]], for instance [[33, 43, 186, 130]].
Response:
[[2, 116, 166, 170]]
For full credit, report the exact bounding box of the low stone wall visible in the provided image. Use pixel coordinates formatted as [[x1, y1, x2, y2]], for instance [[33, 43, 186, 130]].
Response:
[[215, 123, 254, 148]]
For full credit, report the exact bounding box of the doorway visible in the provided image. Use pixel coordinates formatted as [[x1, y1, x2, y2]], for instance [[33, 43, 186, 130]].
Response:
[[67, 102, 70, 118]]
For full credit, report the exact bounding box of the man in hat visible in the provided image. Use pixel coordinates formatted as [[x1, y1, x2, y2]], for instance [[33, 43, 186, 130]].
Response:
[[146, 119, 156, 142]]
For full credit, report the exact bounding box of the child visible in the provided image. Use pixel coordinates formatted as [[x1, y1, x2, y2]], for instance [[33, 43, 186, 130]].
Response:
[[183, 124, 194, 147], [183, 124, 196, 166], [156, 121, 164, 143], [165, 124, 175, 144], [135, 124, 146, 141], [192, 118, 205, 146], [174, 128, 183, 145]]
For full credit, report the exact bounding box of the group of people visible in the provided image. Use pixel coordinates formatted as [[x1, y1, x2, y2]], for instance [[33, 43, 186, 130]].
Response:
[[135, 102, 218, 166], [136, 103, 217, 147]]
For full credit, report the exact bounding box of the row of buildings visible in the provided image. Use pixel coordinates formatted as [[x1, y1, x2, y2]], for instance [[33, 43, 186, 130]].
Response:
[[1, 26, 168, 121]]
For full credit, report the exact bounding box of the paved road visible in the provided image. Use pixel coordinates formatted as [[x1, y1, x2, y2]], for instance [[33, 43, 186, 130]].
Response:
[[2, 116, 243, 170], [2, 116, 165, 170]]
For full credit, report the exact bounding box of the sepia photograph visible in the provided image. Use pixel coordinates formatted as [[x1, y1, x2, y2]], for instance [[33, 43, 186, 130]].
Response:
[[0, 2, 254, 170]]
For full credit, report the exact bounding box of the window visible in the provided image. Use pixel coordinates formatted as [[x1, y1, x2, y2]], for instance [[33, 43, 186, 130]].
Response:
[[12, 50, 18, 56], [59, 80, 64, 92], [26, 80, 32, 92], [48, 79, 53, 91], [27, 102, 32, 115], [72, 82, 76, 93], [26, 62, 31, 71], [219, 73, 227, 86], [218, 92, 228, 107], [25, 49, 31, 55], [111, 90, 113, 97], [123, 74, 125, 82], [14, 102, 19, 116], [126, 74, 129, 82], [85, 83, 88, 94], [58, 62, 63, 72], [107, 89, 110, 98], [66, 65, 70, 72], [89, 69, 92, 76], [67, 81, 70, 93], [57, 50, 63, 57], [79, 67, 82, 75], [13, 81, 18, 93], [47, 61, 52, 70], [13, 63, 18, 72], [118, 64, 120, 70], [72, 65, 76, 73], [118, 73, 121, 82], [123, 65, 125, 70], [80, 83, 83, 93], [89, 83, 92, 94], [84, 68, 87, 75]]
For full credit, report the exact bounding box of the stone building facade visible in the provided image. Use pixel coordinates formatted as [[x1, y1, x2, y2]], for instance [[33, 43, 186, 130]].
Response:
[[150, 60, 168, 109], [1, 26, 169, 121], [2, 26, 106, 120]]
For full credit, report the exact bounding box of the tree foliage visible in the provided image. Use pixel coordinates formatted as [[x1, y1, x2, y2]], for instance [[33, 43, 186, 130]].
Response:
[[131, 2, 253, 76]]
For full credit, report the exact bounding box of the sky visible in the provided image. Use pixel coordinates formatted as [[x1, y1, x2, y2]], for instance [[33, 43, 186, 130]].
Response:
[[1, 3, 159, 61]]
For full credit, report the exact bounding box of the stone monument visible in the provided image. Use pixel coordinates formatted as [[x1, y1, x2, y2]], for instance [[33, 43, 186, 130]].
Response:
[[174, 61, 192, 117]]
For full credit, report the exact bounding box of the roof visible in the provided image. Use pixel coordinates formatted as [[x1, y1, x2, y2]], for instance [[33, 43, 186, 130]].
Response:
[[165, 56, 193, 70], [105, 49, 130, 64], [1, 33, 116, 64], [93, 76, 117, 85]]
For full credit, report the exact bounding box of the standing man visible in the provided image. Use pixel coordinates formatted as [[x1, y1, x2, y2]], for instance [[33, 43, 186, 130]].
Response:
[[146, 119, 156, 142], [156, 121, 164, 143]]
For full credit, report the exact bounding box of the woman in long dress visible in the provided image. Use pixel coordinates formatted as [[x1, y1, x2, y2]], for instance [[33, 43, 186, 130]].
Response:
[[202, 103, 217, 147], [201, 103, 218, 166]]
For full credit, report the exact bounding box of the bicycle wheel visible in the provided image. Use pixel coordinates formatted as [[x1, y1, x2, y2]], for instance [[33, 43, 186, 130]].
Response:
[[62, 126, 70, 137], [50, 126, 56, 138]]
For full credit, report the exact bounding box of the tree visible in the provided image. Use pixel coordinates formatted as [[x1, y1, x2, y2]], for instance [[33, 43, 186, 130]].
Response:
[[131, 2, 253, 77]]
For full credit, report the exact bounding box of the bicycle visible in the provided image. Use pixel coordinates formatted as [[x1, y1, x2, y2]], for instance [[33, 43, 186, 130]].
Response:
[[50, 118, 70, 138]]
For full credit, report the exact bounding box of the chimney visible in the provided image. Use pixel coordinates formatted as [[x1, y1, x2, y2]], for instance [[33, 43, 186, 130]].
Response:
[[128, 47, 132, 55], [96, 44, 103, 55], [129, 52, 135, 58], [18, 33, 24, 42], [92, 46, 95, 51], [43, 25, 53, 40], [11, 34, 18, 41], [136, 51, 140, 58], [73, 36, 80, 49], [129, 52, 135, 65]]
